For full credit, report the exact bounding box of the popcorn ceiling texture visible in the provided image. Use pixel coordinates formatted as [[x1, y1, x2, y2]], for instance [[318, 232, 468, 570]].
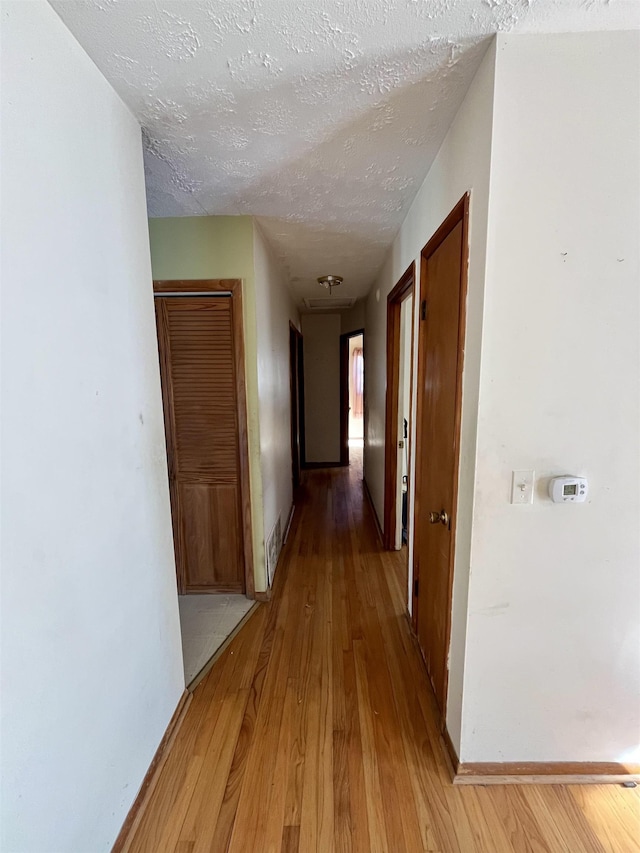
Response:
[[51, 0, 634, 305]]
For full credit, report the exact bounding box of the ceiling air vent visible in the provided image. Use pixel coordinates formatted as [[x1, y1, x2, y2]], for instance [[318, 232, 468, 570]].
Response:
[[303, 296, 357, 311]]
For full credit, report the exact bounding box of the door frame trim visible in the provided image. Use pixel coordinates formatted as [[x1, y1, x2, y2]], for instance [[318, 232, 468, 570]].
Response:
[[289, 322, 304, 488], [383, 262, 415, 551], [153, 279, 255, 599], [339, 328, 365, 467], [411, 193, 470, 722]]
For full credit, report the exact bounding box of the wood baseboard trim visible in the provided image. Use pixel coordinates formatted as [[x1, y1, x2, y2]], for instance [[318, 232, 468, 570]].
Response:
[[441, 726, 460, 780], [438, 726, 640, 787], [111, 689, 192, 852], [302, 461, 342, 469], [453, 761, 640, 786], [254, 589, 271, 602], [283, 504, 295, 544], [363, 477, 384, 547]]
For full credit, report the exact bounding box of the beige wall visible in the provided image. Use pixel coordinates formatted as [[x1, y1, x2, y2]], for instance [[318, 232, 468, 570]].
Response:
[[148, 215, 268, 592], [341, 301, 365, 335], [148, 216, 255, 282], [301, 314, 342, 464], [253, 221, 300, 584]]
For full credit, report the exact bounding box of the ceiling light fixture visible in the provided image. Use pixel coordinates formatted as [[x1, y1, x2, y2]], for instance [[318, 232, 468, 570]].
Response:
[[317, 274, 343, 295]]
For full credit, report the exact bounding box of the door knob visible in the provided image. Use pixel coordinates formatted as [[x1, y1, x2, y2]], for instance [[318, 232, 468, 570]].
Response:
[[429, 509, 449, 526]]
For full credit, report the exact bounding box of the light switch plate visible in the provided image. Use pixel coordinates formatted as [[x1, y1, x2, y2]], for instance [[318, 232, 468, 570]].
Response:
[[511, 470, 535, 504]]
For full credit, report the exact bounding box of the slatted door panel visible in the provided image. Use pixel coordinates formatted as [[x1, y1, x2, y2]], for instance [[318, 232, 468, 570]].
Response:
[[156, 297, 245, 593]]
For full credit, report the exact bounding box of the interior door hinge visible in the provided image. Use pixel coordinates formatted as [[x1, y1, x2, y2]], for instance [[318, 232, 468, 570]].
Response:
[[414, 578, 420, 598], [420, 299, 427, 321]]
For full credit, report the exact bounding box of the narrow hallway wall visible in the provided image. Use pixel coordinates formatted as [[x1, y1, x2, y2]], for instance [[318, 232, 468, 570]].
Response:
[[301, 314, 342, 465], [148, 216, 300, 593], [364, 40, 497, 753], [253, 222, 300, 585], [365, 29, 640, 768], [341, 301, 365, 335], [147, 216, 268, 590], [1, 3, 184, 849]]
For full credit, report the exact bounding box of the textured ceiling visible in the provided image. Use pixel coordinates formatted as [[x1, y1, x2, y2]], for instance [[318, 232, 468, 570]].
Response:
[[51, 0, 637, 306]]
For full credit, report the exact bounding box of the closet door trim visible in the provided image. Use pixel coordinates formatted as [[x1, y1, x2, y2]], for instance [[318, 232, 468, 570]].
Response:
[[154, 278, 255, 599]]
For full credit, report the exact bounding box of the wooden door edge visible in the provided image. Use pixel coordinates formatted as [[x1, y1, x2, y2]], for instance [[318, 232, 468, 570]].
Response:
[[153, 279, 241, 293], [363, 476, 384, 547], [411, 192, 471, 719], [297, 330, 306, 469], [441, 724, 461, 780], [439, 193, 470, 720], [383, 262, 415, 550], [289, 323, 302, 489], [339, 332, 349, 467], [154, 300, 187, 594], [228, 281, 255, 599]]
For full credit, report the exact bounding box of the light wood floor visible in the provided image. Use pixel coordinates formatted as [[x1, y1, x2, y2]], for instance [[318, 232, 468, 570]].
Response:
[[127, 459, 640, 852]]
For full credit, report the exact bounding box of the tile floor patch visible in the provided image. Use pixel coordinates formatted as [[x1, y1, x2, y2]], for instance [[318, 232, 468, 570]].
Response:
[[178, 594, 254, 684]]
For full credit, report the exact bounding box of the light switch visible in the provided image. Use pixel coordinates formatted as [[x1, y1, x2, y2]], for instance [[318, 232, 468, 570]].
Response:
[[511, 470, 534, 505]]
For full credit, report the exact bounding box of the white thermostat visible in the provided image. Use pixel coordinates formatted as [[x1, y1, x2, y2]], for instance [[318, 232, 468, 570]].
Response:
[[549, 476, 588, 503]]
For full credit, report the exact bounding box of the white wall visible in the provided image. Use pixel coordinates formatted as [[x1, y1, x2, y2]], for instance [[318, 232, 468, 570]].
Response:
[[364, 40, 497, 752], [253, 222, 300, 583], [366, 29, 640, 765], [341, 301, 365, 335], [1, 3, 184, 851], [395, 294, 413, 549], [301, 314, 342, 464], [460, 30, 640, 763]]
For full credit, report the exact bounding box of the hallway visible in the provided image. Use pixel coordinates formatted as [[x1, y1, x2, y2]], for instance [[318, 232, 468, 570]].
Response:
[[126, 465, 639, 853]]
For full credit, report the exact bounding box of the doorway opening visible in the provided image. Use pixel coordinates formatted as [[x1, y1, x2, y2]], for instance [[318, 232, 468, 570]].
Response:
[[384, 263, 415, 564], [412, 194, 469, 723], [348, 334, 364, 449], [153, 278, 256, 688], [289, 323, 304, 490], [340, 328, 365, 468]]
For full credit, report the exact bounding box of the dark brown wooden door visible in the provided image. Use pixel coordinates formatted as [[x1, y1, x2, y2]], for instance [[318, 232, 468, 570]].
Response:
[[413, 200, 468, 716], [156, 296, 245, 594], [339, 333, 350, 467], [289, 325, 302, 489]]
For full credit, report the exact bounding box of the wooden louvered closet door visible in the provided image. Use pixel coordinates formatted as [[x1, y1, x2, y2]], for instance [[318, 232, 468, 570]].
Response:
[[155, 296, 245, 593]]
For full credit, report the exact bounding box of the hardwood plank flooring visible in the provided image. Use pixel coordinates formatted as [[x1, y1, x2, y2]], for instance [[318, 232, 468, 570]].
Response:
[[126, 460, 640, 852]]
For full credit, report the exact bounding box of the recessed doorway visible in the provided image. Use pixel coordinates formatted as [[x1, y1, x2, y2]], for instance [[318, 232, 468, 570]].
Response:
[[340, 328, 365, 468], [153, 278, 256, 688], [384, 263, 415, 557], [289, 323, 304, 490], [412, 195, 469, 721], [348, 334, 364, 448]]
